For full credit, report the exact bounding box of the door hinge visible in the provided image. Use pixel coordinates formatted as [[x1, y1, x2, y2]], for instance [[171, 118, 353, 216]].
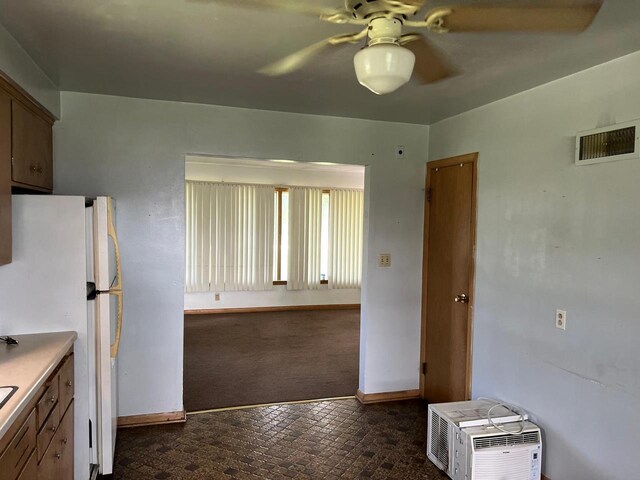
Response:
[[426, 188, 432, 203], [422, 362, 427, 375]]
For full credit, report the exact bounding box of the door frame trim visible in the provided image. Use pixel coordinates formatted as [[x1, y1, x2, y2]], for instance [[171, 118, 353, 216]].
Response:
[[420, 152, 478, 401]]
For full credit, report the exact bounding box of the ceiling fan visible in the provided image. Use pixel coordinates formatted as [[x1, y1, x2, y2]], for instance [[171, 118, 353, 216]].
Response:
[[205, 0, 604, 95]]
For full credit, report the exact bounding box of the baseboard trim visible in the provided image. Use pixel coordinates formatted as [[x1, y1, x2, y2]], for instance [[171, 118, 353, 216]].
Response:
[[185, 304, 361, 315], [188, 396, 355, 415], [117, 410, 186, 428], [355, 389, 421, 405]]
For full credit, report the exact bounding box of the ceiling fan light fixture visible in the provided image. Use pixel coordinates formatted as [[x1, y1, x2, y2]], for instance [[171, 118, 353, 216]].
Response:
[[353, 43, 415, 95]]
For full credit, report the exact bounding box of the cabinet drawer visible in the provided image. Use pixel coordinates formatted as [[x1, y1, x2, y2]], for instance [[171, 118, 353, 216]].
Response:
[[16, 450, 36, 480], [0, 410, 36, 480], [38, 401, 73, 480], [58, 354, 74, 413], [36, 378, 59, 430], [37, 401, 60, 462]]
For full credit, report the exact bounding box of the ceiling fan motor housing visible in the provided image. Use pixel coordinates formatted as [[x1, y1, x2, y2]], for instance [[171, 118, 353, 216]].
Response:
[[368, 17, 403, 45]]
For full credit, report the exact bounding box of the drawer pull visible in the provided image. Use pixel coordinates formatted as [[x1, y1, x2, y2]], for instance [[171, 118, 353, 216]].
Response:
[[66, 380, 72, 387], [50, 424, 57, 432], [49, 396, 56, 404], [54, 452, 61, 460], [62, 438, 68, 445]]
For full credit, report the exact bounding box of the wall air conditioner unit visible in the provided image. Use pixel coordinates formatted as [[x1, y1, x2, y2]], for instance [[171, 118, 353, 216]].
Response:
[[460, 422, 542, 480], [428, 400, 541, 480], [576, 120, 640, 165]]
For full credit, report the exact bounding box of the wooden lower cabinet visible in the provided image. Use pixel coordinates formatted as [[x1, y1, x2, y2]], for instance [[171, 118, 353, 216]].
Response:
[[38, 402, 73, 480], [17, 451, 37, 480], [0, 351, 74, 480]]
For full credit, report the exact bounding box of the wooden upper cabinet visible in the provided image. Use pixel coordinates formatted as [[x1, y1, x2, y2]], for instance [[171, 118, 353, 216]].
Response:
[[11, 100, 53, 191], [0, 72, 55, 266], [0, 91, 11, 266]]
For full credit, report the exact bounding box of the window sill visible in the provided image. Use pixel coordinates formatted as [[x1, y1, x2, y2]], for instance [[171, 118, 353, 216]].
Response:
[[273, 280, 329, 286]]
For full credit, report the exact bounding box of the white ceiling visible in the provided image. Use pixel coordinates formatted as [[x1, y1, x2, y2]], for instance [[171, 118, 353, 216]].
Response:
[[1, 0, 640, 124], [185, 155, 365, 188], [187, 155, 365, 174]]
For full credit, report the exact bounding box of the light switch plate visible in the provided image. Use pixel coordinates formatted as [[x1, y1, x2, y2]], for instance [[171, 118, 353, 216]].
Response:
[[556, 310, 567, 330], [378, 253, 391, 267]]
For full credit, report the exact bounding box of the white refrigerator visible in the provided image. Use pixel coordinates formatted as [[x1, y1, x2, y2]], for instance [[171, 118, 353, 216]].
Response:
[[0, 195, 123, 478], [87, 196, 122, 476]]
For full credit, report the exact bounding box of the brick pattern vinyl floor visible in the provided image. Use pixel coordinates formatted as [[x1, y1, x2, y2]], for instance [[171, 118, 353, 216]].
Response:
[[114, 399, 448, 479]]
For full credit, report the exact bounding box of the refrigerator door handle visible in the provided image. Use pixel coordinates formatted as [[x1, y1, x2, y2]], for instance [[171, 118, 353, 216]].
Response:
[[107, 197, 124, 358], [109, 289, 123, 359]]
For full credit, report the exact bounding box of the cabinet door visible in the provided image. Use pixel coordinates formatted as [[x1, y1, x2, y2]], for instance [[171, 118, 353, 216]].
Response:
[[11, 100, 53, 191], [37, 401, 73, 480], [58, 401, 73, 480], [0, 90, 10, 265], [17, 450, 37, 480], [37, 441, 60, 480]]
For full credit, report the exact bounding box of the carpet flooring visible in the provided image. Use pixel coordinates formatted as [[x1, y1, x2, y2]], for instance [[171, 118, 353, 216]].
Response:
[[114, 398, 448, 479], [184, 309, 360, 411]]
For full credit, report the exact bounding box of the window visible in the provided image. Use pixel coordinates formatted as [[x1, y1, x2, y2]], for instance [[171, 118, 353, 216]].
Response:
[[273, 187, 363, 288], [320, 191, 330, 281], [273, 189, 289, 283], [273, 189, 331, 285], [186, 181, 363, 293], [185, 181, 274, 292]]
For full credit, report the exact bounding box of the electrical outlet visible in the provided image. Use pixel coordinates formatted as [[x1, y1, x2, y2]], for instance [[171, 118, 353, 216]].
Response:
[[378, 253, 391, 267], [555, 309, 567, 330], [215, 293, 221, 301]]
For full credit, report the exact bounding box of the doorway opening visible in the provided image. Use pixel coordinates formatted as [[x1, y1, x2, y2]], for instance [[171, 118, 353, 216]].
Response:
[[183, 155, 365, 411], [420, 153, 478, 403]]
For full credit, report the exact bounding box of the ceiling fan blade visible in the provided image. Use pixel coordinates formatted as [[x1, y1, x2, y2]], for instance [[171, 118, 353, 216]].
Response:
[[400, 34, 459, 84], [259, 30, 367, 76], [427, 3, 603, 33], [189, 0, 341, 17]]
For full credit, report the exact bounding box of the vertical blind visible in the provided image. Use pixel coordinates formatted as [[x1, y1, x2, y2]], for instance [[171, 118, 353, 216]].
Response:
[[287, 187, 323, 290], [185, 181, 274, 292], [329, 189, 364, 289]]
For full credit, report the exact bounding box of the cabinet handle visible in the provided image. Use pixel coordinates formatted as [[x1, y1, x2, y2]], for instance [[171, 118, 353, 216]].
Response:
[[50, 424, 57, 432], [49, 396, 56, 404], [30, 165, 37, 173], [66, 380, 72, 387], [54, 452, 61, 459]]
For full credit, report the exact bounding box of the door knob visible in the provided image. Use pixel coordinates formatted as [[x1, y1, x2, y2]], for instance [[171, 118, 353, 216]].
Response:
[[454, 294, 469, 304]]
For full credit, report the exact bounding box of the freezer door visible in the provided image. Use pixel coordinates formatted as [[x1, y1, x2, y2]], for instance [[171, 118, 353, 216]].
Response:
[[93, 196, 122, 475]]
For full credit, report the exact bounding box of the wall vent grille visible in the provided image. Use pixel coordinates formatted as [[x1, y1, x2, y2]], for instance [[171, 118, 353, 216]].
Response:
[[473, 431, 540, 450], [579, 126, 635, 160], [576, 122, 639, 165]]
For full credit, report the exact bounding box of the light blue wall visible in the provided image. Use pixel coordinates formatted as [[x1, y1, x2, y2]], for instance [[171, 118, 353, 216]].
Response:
[[54, 92, 430, 416], [429, 51, 640, 480], [0, 23, 59, 117]]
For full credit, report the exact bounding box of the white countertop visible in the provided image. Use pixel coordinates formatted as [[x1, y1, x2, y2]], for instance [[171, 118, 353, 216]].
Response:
[[0, 331, 77, 439]]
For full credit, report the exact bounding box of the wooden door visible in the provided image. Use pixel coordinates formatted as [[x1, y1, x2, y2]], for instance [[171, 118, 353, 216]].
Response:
[[421, 153, 477, 403], [11, 100, 53, 191], [0, 91, 10, 265]]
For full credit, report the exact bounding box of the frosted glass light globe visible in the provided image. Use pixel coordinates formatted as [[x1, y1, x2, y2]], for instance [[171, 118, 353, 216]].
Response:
[[353, 44, 415, 95]]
